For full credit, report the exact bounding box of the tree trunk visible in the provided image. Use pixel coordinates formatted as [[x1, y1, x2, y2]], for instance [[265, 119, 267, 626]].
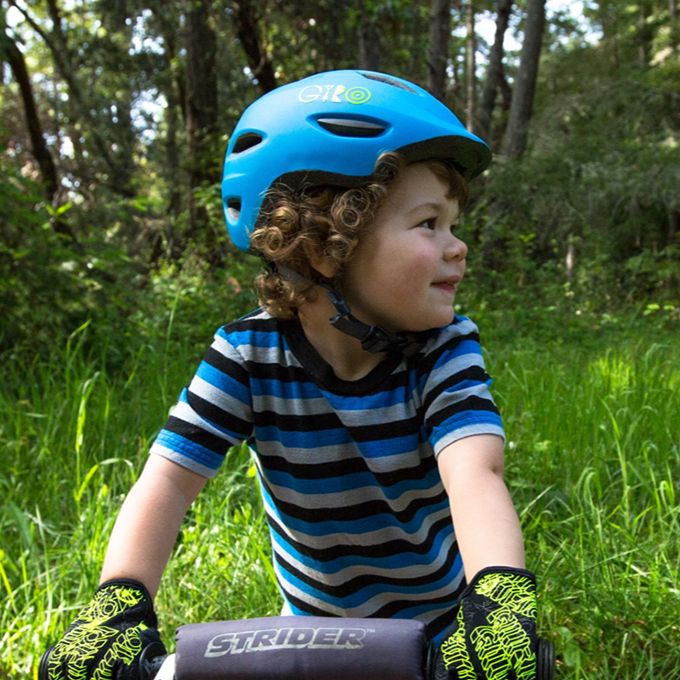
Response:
[[668, 210, 679, 246], [231, 0, 277, 94], [637, 0, 652, 67], [10, 0, 134, 196], [428, 0, 451, 100], [185, 0, 219, 247], [4, 37, 58, 201], [465, 0, 476, 131], [358, 9, 381, 71], [478, 0, 513, 140], [500, 0, 546, 158], [2, 25, 78, 242]]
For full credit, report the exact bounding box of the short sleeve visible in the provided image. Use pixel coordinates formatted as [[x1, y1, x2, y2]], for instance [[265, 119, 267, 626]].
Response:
[[420, 317, 504, 457], [149, 326, 254, 477]]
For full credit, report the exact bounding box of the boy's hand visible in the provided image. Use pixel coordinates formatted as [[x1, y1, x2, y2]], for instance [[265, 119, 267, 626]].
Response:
[[440, 567, 537, 680], [41, 579, 165, 680]]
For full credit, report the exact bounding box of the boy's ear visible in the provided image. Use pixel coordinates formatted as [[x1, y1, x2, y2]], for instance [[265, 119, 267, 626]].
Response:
[[305, 244, 338, 280]]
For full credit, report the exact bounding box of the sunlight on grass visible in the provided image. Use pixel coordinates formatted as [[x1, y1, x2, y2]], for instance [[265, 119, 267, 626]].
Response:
[[1, 320, 678, 678]]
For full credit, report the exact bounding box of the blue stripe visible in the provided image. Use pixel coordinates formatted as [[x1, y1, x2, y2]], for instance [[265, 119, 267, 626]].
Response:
[[261, 464, 441, 497], [256, 424, 352, 447], [269, 516, 454, 573], [224, 328, 282, 349], [195, 362, 250, 405], [256, 425, 422, 458], [260, 482, 450, 537], [434, 410, 503, 433], [276, 553, 462, 610], [154, 430, 224, 470], [251, 378, 321, 400]]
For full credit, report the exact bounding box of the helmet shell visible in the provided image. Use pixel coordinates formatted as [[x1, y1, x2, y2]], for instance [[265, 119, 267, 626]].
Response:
[[222, 69, 491, 252]]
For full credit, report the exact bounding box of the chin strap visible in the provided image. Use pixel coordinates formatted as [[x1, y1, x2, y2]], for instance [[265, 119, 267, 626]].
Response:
[[276, 265, 429, 358], [323, 287, 428, 358]]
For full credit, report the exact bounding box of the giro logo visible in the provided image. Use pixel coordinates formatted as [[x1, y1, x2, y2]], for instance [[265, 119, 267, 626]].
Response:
[[204, 626, 368, 657], [298, 84, 372, 105]]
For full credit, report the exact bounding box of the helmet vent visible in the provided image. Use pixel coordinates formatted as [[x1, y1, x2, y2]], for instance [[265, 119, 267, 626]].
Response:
[[226, 198, 241, 216], [316, 117, 386, 138], [359, 72, 417, 94], [232, 133, 263, 154]]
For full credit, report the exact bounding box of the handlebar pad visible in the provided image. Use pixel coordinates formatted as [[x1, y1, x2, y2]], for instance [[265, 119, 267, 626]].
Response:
[[174, 616, 428, 680]]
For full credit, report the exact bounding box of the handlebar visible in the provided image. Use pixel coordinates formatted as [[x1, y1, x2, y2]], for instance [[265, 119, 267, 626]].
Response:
[[40, 628, 556, 680]]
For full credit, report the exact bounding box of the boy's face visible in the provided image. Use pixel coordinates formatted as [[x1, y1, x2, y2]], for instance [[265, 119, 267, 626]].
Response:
[[340, 162, 467, 334]]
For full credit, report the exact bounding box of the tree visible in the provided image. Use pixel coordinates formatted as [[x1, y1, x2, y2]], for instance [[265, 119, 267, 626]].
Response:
[[1, 5, 78, 241], [477, 0, 513, 141], [500, 0, 546, 157], [428, 0, 451, 99], [230, 0, 277, 93], [185, 0, 219, 243], [465, 0, 476, 130]]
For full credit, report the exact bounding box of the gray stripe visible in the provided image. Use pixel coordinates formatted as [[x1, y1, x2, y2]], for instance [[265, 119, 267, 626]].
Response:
[[150, 446, 217, 478], [272, 531, 456, 585], [262, 497, 452, 548], [255, 440, 427, 471], [189, 375, 252, 422], [263, 475, 445, 511]]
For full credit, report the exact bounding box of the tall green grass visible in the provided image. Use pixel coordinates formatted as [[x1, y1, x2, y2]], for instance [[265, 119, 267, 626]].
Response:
[[1, 312, 678, 679]]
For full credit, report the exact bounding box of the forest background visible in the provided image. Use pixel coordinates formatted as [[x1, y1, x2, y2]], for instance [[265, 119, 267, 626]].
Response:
[[1, 0, 679, 678]]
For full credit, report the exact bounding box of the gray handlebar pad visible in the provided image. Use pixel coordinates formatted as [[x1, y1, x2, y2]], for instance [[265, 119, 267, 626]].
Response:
[[174, 616, 429, 680]]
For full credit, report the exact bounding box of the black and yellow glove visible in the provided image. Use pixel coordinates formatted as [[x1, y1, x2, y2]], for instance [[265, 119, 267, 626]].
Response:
[[441, 567, 538, 680], [41, 579, 166, 680]]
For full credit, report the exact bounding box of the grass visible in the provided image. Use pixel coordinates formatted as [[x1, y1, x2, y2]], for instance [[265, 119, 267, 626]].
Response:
[[1, 301, 678, 679]]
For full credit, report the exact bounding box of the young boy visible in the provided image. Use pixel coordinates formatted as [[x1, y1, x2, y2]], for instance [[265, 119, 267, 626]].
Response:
[[44, 70, 538, 680]]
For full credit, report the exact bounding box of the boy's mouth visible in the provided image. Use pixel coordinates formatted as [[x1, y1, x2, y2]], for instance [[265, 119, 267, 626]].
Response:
[[432, 275, 462, 294]]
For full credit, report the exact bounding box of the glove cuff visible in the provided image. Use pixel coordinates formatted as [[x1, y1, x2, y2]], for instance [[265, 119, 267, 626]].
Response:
[[96, 577, 154, 602], [94, 578, 158, 628], [460, 566, 536, 601]]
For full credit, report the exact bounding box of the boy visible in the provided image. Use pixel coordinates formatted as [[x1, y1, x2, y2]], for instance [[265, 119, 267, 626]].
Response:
[[44, 70, 538, 680]]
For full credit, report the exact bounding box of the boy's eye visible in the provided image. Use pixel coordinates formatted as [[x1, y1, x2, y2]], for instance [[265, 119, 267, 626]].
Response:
[[418, 218, 437, 230]]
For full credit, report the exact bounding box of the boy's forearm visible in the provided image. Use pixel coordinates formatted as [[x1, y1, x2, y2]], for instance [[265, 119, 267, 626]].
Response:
[[448, 468, 525, 580], [100, 456, 207, 597], [438, 435, 525, 581]]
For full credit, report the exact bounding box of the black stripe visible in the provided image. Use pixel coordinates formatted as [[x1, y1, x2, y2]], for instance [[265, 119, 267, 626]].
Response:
[[218, 312, 279, 335], [202, 346, 250, 385], [266, 514, 452, 562], [282, 588, 459, 623], [273, 542, 458, 599], [256, 449, 437, 484], [185, 390, 252, 438], [426, 602, 464, 641], [253, 409, 421, 441], [163, 416, 234, 454], [428, 395, 500, 428], [421, 365, 491, 415], [258, 472, 447, 524], [416, 329, 481, 375], [365, 591, 459, 619]]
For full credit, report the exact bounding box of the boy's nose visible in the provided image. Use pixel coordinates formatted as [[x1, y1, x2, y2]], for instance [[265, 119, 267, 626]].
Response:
[[444, 235, 468, 261]]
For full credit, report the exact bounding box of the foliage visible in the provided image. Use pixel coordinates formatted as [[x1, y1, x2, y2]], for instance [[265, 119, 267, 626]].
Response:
[[0, 302, 678, 679]]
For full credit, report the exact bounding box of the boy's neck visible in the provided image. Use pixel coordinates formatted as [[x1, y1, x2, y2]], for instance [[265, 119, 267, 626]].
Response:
[[297, 291, 386, 382]]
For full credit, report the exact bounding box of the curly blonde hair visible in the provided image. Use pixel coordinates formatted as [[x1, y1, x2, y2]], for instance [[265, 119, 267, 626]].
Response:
[[250, 153, 469, 318]]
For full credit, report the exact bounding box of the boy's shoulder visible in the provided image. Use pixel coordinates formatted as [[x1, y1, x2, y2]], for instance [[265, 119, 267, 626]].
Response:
[[217, 307, 277, 336], [422, 314, 481, 352]]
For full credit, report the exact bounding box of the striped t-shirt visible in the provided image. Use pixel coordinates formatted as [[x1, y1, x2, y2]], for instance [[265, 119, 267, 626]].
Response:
[[150, 309, 504, 642]]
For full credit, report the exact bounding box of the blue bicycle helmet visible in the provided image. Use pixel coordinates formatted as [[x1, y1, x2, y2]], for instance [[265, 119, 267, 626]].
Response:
[[222, 69, 491, 252]]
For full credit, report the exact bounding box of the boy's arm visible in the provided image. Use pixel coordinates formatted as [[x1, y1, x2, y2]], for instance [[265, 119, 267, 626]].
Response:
[[436, 435, 539, 677], [437, 433, 525, 580], [100, 454, 207, 597]]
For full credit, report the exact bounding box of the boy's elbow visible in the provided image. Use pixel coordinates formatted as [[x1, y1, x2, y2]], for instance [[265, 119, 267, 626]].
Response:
[[437, 434, 506, 491]]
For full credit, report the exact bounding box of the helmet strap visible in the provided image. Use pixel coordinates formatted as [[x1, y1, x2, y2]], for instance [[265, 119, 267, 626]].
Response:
[[277, 265, 428, 358]]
